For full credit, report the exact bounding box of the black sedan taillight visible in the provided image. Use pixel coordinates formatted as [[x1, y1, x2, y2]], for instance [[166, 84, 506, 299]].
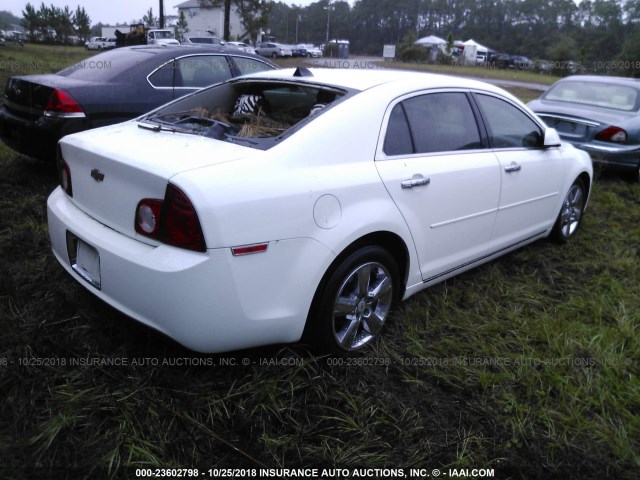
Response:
[[44, 89, 85, 118]]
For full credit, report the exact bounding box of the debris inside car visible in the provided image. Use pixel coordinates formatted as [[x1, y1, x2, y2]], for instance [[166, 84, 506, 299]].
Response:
[[138, 81, 343, 147]]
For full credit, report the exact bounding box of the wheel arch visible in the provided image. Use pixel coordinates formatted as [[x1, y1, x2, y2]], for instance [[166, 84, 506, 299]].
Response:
[[577, 171, 591, 203], [301, 230, 411, 347], [305, 231, 409, 314]]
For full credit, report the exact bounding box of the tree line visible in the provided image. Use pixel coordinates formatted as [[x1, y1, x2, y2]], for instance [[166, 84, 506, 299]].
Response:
[[268, 0, 640, 71], [14, 0, 640, 75], [20, 3, 90, 44]]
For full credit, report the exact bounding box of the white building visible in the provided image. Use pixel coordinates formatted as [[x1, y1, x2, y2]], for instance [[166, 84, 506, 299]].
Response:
[[174, 0, 244, 39]]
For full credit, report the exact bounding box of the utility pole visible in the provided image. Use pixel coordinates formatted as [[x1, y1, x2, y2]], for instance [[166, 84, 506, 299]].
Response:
[[325, 0, 332, 44], [159, 0, 164, 28]]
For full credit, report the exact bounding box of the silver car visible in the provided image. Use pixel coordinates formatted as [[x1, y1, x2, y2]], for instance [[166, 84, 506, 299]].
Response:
[[255, 42, 293, 58], [529, 75, 640, 181]]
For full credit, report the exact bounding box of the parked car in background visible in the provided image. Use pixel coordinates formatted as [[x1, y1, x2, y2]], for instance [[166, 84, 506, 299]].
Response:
[[535, 60, 553, 74], [0, 46, 276, 160], [289, 45, 307, 57], [529, 75, 640, 180], [297, 44, 323, 58], [255, 42, 293, 58], [146, 29, 180, 46], [1, 31, 25, 45], [183, 36, 225, 47], [227, 41, 256, 54], [47, 68, 592, 353], [488, 52, 510, 69], [85, 37, 110, 50], [509, 55, 534, 70]]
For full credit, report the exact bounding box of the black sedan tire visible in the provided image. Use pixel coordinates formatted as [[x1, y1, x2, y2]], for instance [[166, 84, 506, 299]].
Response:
[[630, 162, 640, 183], [307, 246, 399, 353], [551, 178, 586, 244]]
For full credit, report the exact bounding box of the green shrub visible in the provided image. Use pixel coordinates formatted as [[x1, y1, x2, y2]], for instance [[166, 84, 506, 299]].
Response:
[[398, 44, 429, 63]]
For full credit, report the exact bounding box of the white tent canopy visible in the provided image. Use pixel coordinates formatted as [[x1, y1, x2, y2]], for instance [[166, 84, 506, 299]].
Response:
[[415, 35, 447, 46], [463, 39, 489, 53]]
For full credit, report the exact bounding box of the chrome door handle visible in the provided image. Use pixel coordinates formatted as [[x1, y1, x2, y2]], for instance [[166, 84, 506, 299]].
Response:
[[504, 162, 522, 173], [401, 177, 431, 189]]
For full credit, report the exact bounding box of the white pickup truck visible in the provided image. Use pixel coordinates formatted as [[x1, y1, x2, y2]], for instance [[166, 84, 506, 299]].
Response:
[[146, 29, 180, 46], [85, 37, 115, 50]]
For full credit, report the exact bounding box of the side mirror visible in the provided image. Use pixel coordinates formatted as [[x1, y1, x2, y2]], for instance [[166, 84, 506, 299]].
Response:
[[543, 127, 562, 148]]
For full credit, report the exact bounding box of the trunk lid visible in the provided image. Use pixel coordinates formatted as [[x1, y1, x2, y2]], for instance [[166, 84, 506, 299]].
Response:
[[3, 76, 56, 119], [60, 121, 253, 242], [3, 74, 95, 118]]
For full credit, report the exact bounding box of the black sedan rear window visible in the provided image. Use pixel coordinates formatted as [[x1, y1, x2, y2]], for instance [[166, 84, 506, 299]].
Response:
[[57, 49, 161, 81]]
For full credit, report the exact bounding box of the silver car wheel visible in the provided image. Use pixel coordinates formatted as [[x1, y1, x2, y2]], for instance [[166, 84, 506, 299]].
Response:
[[559, 183, 584, 238], [332, 262, 393, 351]]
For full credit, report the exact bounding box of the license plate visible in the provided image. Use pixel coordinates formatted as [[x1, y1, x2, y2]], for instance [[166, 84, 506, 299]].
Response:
[[70, 236, 101, 289]]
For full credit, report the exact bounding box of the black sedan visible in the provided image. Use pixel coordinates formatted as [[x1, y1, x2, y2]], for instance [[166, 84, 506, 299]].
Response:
[[0, 45, 276, 160]]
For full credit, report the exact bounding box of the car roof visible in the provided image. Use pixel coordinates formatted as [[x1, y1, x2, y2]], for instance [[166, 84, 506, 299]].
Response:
[[558, 75, 640, 87], [120, 44, 227, 55], [241, 67, 509, 94], [54, 45, 275, 81], [85, 44, 271, 63]]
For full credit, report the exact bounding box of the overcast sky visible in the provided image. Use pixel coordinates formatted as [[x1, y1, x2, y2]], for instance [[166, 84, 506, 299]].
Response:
[[1, 1, 325, 27]]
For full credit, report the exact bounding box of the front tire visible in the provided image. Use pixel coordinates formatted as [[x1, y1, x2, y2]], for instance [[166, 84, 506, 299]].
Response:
[[551, 178, 586, 244], [307, 246, 399, 353]]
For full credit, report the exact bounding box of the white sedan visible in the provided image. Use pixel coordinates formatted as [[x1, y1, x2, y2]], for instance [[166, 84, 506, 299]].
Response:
[[47, 68, 593, 353]]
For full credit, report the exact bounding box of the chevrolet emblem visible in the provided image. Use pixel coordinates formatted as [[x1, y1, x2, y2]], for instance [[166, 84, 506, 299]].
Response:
[[90, 169, 105, 183]]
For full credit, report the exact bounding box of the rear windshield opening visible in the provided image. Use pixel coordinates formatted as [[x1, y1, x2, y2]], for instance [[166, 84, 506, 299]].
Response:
[[140, 81, 346, 149], [198, 84, 340, 137]]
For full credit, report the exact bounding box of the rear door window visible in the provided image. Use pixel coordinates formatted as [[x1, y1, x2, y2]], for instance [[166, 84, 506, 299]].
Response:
[[148, 60, 174, 88]]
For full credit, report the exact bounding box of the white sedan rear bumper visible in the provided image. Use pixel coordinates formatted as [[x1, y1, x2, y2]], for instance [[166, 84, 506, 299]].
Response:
[[47, 187, 332, 352]]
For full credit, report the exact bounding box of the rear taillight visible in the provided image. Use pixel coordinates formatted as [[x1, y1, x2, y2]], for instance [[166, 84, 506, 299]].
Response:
[[57, 151, 72, 197], [44, 89, 85, 118], [135, 184, 206, 252], [595, 126, 627, 143]]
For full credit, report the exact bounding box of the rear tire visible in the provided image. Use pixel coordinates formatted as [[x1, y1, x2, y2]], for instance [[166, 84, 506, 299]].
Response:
[[306, 246, 399, 354], [551, 178, 586, 244]]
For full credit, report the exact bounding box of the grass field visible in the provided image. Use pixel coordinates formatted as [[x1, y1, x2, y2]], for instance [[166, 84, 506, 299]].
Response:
[[0, 45, 639, 479]]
